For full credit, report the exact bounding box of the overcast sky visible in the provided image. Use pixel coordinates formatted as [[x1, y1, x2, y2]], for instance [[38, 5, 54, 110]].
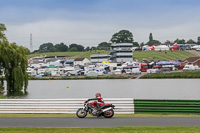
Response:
[[1, 0, 200, 50]]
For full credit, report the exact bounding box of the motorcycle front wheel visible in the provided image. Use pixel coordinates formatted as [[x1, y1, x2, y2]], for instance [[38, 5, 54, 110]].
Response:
[[76, 108, 87, 118], [103, 109, 114, 118]]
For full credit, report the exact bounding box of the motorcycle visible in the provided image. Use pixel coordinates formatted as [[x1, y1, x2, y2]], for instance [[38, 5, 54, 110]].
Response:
[[76, 100, 115, 118]]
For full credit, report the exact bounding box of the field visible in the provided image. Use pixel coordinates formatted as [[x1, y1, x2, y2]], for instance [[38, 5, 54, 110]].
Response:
[[133, 50, 195, 61], [27, 50, 108, 59], [0, 127, 200, 133], [28, 50, 195, 61]]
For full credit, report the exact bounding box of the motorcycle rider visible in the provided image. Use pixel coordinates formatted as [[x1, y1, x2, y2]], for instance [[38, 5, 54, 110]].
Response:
[[86, 93, 104, 112]]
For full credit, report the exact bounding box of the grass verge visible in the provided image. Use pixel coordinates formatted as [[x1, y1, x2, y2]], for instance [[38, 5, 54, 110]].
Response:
[[0, 127, 200, 133], [133, 50, 195, 61], [140, 70, 200, 79]]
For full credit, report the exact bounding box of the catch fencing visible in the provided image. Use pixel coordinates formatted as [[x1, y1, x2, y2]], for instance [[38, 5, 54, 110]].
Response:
[[0, 98, 134, 114], [134, 99, 200, 114]]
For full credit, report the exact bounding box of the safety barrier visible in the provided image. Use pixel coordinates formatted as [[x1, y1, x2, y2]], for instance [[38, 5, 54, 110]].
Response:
[[0, 98, 134, 114], [134, 99, 200, 114]]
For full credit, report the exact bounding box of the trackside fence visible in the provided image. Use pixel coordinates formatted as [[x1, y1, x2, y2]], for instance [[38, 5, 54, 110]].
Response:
[[134, 99, 200, 114], [0, 98, 134, 114]]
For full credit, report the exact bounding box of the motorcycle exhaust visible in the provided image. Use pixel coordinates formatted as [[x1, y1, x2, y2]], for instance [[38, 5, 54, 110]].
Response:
[[102, 107, 112, 112]]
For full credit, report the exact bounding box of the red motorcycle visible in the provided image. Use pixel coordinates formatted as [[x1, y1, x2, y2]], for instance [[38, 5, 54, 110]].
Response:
[[76, 100, 115, 118]]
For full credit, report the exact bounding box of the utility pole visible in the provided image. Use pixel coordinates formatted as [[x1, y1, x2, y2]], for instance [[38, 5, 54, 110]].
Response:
[[30, 34, 33, 52]]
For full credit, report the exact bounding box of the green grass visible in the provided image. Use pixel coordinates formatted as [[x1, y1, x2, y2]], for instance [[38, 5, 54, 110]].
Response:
[[27, 50, 108, 59], [0, 96, 4, 99], [28, 50, 195, 61], [141, 70, 200, 79], [0, 127, 200, 133], [133, 51, 195, 61]]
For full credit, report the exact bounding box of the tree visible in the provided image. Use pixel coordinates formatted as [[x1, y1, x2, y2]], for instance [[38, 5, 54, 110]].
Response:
[[149, 33, 153, 42], [97, 42, 111, 50], [69, 44, 84, 52], [0, 24, 28, 96], [54, 42, 68, 52], [85, 46, 90, 51], [146, 40, 161, 46], [68, 47, 78, 52], [0, 24, 6, 42], [174, 39, 186, 44], [146, 33, 160, 46], [110, 30, 133, 43], [133, 42, 139, 47], [197, 37, 200, 45], [187, 39, 196, 44], [39, 43, 54, 52]]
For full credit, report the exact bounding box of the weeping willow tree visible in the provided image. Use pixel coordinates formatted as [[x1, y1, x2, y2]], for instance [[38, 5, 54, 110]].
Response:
[[0, 23, 28, 96]]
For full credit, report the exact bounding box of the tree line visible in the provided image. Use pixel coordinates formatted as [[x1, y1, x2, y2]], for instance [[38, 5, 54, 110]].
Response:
[[35, 30, 200, 53]]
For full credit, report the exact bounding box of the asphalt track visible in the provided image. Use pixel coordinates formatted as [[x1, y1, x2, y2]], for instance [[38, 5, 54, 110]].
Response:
[[1, 117, 200, 127]]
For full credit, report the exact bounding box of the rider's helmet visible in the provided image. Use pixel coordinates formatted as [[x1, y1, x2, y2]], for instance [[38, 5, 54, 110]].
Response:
[[95, 93, 101, 98]]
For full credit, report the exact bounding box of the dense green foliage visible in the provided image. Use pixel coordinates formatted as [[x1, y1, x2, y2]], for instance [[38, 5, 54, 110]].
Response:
[[141, 70, 200, 79], [174, 38, 186, 44], [187, 39, 196, 44], [110, 30, 133, 43], [149, 33, 153, 41], [0, 23, 28, 96], [96, 42, 111, 50], [197, 37, 200, 45], [0, 127, 200, 133], [133, 50, 195, 62], [37, 42, 84, 53]]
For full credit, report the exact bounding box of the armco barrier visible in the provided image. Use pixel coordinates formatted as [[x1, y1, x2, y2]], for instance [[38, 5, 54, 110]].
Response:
[[134, 99, 200, 114], [0, 98, 134, 114]]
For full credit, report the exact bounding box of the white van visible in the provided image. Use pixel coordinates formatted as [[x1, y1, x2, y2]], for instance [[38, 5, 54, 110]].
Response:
[[183, 65, 195, 71]]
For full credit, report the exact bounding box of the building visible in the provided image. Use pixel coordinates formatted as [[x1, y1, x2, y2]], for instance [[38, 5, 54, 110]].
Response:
[[182, 57, 200, 67], [90, 54, 111, 64], [74, 58, 90, 66], [109, 43, 133, 63]]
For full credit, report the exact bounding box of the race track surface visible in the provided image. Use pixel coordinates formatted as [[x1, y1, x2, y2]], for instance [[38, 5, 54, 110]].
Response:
[[0, 117, 200, 127]]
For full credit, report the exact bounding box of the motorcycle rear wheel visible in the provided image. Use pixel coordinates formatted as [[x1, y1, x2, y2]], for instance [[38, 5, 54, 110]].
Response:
[[103, 109, 114, 118], [76, 108, 87, 118]]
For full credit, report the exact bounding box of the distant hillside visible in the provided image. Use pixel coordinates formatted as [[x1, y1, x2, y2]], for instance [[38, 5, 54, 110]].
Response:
[[27, 50, 108, 59], [27, 50, 195, 62]]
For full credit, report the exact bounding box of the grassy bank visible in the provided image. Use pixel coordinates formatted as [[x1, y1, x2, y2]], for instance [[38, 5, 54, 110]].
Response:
[[0, 127, 200, 133], [27, 50, 108, 59], [141, 71, 200, 79], [28, 50, 195, 61], [30, 75, 134, 80], [133, 50, 195, 61], [0, 96, 4, 99]]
